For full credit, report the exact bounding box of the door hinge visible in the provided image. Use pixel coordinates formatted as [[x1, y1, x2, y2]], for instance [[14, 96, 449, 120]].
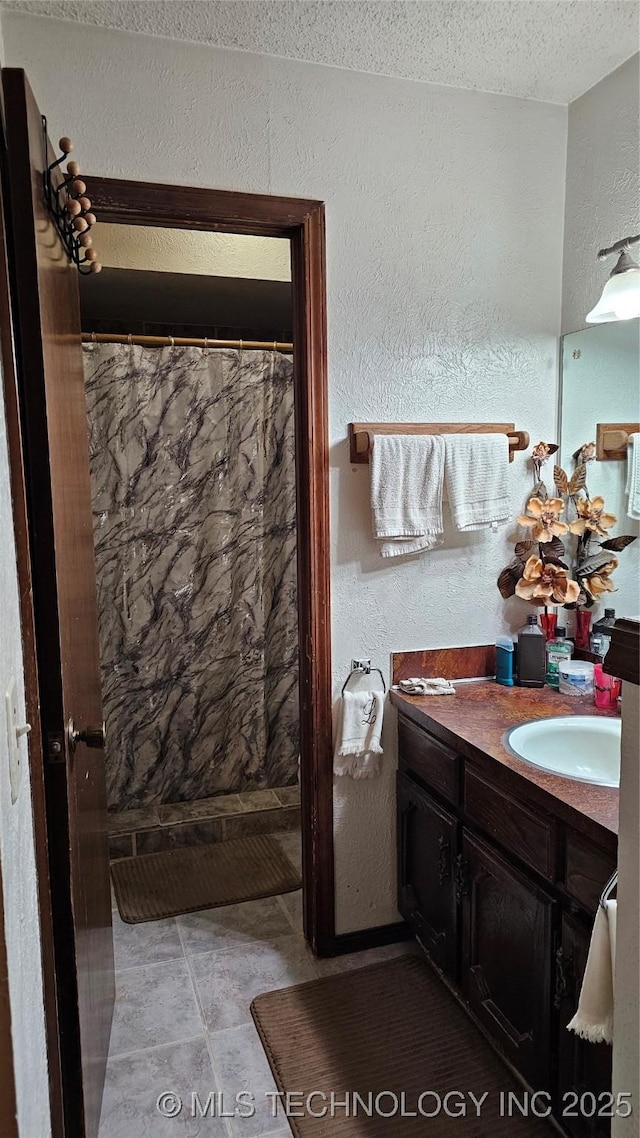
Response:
[[437, 834, 451, 886], [455, 852, 469, 903]]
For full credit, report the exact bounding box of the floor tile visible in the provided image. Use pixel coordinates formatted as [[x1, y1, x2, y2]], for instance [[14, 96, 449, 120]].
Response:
[[108, 807, 160, 834], [99, 1036, 227, 1137], [276, 891, 302, 934], [178, 897, 293, 957], [271, 833, 302, 874], [190, 935, 316, 1031], [272, 786, 300, 807], [312, 939, 418, 977], [158, 795, 243, 825], [223, 807, 299, 842], [237, 791, 281, 812], [208, 1024, 283, 1137], [110, 959, 203, 1056], [112, 911, 184, 971]]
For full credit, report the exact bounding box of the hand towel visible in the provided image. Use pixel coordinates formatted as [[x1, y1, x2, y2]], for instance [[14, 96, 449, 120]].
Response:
[[444, 434, 511, 531], [567, 900, 616, 1044], [395, 677, 456, 695], [625, 433, 640, 520], [370, 434, 445, 557], [334, 690, 384, 779]]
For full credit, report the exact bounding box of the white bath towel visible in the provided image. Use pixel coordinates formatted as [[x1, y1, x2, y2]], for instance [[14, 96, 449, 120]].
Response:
[[334, 690, 384, 779], [567, 900, 617, 1045], [625, 433, 640, 520], [370, 434, 445, 557], [444, 434, 511, 531]]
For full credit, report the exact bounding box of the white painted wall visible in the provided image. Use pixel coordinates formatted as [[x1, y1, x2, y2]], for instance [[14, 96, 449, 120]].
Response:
[[562, 54, 640, 335], [612, 678, 640, 1138], [1, 9, 567, 933], [0, 377, 51, 1135], [98, 223, 291, 279]]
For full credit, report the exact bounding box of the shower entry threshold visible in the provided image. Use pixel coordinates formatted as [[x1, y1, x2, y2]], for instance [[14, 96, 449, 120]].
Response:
[[107, 785, 300, 860]]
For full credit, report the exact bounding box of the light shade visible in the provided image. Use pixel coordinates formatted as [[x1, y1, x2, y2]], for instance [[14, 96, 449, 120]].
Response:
[[586, 250, 640, 323]]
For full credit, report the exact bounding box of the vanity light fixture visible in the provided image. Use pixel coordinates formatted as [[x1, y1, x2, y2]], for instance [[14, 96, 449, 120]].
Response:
[[586, 233, 640, 323]]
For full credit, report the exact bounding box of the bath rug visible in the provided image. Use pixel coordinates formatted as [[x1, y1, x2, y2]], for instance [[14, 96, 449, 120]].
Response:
[[251, 955, 554, 1136], [111, 834, 301, 923]]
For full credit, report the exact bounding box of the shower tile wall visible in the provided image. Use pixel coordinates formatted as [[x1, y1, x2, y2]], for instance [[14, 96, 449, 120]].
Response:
[[83, 344, 299, 810]]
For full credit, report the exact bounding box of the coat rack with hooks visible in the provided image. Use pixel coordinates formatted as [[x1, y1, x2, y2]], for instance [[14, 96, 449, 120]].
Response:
[[348, 422, 530, 464]]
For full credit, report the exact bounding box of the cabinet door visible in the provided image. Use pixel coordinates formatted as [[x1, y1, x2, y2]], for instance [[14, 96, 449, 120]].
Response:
[[397, 772, 458, 979], [461, 832, 555, 1089], [556, 914, 612, 1138]]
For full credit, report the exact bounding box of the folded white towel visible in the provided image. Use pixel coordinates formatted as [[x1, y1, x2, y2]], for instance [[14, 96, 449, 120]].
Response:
[[625, 433, 640, 520], [334, 690, 384, 779], [444, 434, 511, 531], [370, 434, 445, 557], [395, 677, 456, 695], [567, 900, 616, 1045]]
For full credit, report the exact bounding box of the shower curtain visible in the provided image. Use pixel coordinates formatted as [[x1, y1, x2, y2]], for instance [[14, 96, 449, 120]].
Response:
[[83, 343, 299, 810]]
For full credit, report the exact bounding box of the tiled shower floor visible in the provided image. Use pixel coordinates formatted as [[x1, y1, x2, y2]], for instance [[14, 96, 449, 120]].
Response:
[[99, 831, 413, 1137]]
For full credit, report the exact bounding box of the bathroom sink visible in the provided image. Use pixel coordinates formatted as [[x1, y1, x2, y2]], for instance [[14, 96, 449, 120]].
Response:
[[504, 716, 621, 787]]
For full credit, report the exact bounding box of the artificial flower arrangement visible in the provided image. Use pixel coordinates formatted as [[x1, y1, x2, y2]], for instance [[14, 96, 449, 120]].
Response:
[[497, 440, 637, 610]]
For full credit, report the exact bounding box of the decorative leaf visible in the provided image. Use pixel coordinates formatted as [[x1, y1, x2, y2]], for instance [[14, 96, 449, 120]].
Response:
[[568, 465, 587, 495], [601, 535, 638, 552], [539, 536, 565, 561], [497, 560, 524, 598], [542, 558, 569, 570], [514, 540, 534, 561], [576, 550, 618, 577], [553, 465, 568, 494], [531, 479, 548, 502], [546, 444, 559, 456]]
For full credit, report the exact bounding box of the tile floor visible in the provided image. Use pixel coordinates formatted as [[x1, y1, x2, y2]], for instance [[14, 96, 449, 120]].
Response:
[[99, 831, 414, 1138]]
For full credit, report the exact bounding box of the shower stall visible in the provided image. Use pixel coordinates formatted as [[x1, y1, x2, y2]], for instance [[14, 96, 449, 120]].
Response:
[[83, 341, 299, 844]]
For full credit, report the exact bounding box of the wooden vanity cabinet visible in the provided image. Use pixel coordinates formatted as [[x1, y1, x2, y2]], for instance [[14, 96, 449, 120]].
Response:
[[397, 711, 615, 1135], [461, 831, 555, 1089], [397, 772, 458, 979], [555, 915, 613, 1138]]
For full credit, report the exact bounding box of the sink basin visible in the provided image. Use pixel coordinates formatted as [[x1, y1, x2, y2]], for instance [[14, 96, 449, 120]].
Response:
[[504, 716, 621, 787]]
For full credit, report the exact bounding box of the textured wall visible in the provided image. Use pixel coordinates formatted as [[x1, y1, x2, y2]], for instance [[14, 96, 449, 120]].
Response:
[[612, 680, 640, 1137], [562, 54, 640, 335], [0, 375, 51, 1135], [2, 10, 567, 933]]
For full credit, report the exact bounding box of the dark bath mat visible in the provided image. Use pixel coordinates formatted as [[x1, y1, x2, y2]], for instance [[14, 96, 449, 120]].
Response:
[[251, 955, 554, 1136], [111, 833, 301, 923]]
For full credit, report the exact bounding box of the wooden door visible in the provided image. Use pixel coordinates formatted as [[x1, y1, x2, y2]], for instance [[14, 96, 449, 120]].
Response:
[[461, 831, 555, 1089], [1, 69, 114, 1138], [397, 771, 458, 978], [555, 914, 612, 1138]]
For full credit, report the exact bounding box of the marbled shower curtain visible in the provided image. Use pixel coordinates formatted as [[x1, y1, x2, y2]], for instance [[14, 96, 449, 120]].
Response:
[[83, 343, 299, 810]]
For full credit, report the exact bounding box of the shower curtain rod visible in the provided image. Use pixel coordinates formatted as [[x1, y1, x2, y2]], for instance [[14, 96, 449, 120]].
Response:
[[81, 332, 293, 351]]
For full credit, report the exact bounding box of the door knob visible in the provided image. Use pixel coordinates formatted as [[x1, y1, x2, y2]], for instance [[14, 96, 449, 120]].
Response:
[[67, 719, 106, 752]]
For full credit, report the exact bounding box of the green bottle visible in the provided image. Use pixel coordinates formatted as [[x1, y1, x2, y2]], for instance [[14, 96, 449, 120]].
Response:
[[545, 626, 573, 690]]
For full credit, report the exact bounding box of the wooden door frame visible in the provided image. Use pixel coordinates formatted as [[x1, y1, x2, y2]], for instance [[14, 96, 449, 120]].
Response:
[[84, 176, 336, 954]]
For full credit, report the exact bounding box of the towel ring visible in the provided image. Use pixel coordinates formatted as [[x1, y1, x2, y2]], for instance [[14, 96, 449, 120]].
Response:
[[599, 869, 618, 910], [341, 666, 387, 696]]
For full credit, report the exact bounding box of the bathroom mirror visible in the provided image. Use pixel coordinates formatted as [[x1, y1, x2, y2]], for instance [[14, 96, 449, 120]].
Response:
[[560, 320, 640, 620]]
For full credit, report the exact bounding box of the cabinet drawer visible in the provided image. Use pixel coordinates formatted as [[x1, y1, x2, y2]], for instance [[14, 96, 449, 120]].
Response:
[[398, 715, 460, 804], [564, 832, 616, 915], [464, 766, 556, 881]]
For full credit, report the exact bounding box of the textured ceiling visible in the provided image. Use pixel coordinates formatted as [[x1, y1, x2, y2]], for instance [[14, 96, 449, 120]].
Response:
[[3, 0, 638, 103]]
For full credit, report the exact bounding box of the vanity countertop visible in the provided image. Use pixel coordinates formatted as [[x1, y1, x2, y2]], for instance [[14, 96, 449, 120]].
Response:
[[390, 680, 619, 842]]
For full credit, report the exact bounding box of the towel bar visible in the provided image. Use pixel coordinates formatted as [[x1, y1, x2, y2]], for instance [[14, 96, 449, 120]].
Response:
[[348, 422, 530, 464], [596, 422, 640, 461], [599, 869, 618, 910]]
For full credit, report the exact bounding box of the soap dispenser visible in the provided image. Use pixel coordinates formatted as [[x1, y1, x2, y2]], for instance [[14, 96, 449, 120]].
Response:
[[517, 614, 546, 687]]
